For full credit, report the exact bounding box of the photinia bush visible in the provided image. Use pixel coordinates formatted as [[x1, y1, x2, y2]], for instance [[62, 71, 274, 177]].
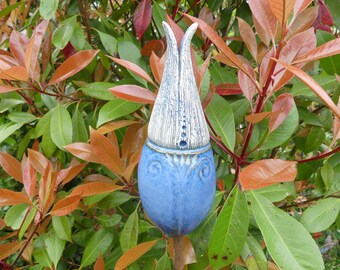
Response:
[[0, 0, 339, 269]]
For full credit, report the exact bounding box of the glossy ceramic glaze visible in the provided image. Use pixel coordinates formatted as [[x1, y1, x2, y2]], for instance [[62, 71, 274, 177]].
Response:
[[138, 22, 216, 236]]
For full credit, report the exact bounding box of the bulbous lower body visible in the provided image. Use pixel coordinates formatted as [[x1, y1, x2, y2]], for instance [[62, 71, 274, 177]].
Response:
[[138, 140, 216, 236]]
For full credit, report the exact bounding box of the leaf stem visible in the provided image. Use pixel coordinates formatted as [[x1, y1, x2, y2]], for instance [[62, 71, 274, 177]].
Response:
[[297, 146, 340, 164], [173, 235, 185, 270]]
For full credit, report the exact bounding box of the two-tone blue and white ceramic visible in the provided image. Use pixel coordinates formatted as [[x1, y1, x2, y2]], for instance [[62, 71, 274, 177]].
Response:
[[138, 22, 216, 236]]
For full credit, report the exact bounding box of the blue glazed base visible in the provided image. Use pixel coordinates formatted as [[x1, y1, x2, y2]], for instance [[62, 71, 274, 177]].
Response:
[[138, 140, 216, 236]]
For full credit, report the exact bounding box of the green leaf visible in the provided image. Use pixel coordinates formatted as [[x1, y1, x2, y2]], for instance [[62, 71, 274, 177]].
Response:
[[71, 23, 86, 51], [250, 191, 324, 270], [52, 216, 72, 242], [231, 98, 251, 125], [45, 233, 66, 268], [33, 234, 53, 268], [119, 209, 139, 252], [19, 207, 37, 240], [321, 162, 334, 190], [42, 120, 56, 158], [96, 30, 118, 55], [35, 110, 53, 138], [72, 109, 88, 142], [0, 2, 25, 18], [97, 98, 141, 127], [50, 104, 73, 149], [156, 252, 171, 270], [291, 74, 338, 97], [246, 235, 268, 270], [317, 31, 340, 75], [4, 204, 28, 230], [52, 16, 77, 49], [8, 112, 36, 124], [208, 186, 249, 269], [210, 63, 237, 84], [39, 0, 58, 19], [81, 228, 114, 268], [261, 103, 298, 150], [254, 183, 295, 202], [98, 214, 122, 228], [206, 94, 235, 150], [300, 198, 340, 233], [0, 122, 23, 144], [98, 191, 133, 209], [304, 127, 325, 153], [79, 82, 115, 100], [152, 2, 166, 36]]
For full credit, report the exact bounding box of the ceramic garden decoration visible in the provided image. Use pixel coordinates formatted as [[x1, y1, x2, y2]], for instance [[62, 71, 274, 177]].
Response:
[[138, 22, 216, 236]]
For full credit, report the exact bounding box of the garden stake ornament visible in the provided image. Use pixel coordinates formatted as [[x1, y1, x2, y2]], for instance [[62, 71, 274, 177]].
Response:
[[138, 22, 216, 269]]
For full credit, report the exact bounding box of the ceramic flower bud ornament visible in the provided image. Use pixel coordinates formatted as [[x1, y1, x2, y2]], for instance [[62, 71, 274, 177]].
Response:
[[138, 22, 216, 236]]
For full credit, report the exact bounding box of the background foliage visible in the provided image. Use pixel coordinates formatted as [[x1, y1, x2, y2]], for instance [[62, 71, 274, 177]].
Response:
[[0, 0, 339, 269]]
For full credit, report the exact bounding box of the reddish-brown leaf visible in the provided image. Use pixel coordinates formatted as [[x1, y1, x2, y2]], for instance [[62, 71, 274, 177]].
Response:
[[0, 85, 21, 93], [0, 241, 24, 260], [9, 30, 29, 67], [269, 93, 295, 132], [215, 83, 242, 96], [123, 161, 139, 181], [294, 0, 313, 16], [268, 0, 295, 29], [57, 162, 88, 186], [70, 182, 123, 197], [0, 189, 30, 207], [90, 130, 123, 175], [238, 64, 257, 103], [64, 143, 101, 163], [141, 40, 165, 57], [133, 0, 152, 40], [83, 174, 113, 183], [237, 17, 257, 60], [41, 30, 52, 73], [97, 120, 139, 134], [108, 56, 156, 87], [260, 47, 275, 87], [0, 152, 22, 182], [253, 15, 271, 46], [0, 66, 29, 81], [0, 219, 5, 230], [150, 51, 165, 84], [249, 0, 277, 40], [332, 98, 340, 144], [94, 254, 105, 270], [293, 38, 340, 64], [168, 236, 197, 264], [240, 159, 297, 190], [122, 124, 146, 160], [27, 149, 50, 176], [115, 240, 159, 270], [246, 112, 272, 124], [23, 157, 37, 198], [184, 15, 247, 74], [109, 85, 156, 104], [286, 6, 318, 41], [166, 15, 184, 46], [273, 59, 340, 118], [202, 82, 216, 110], [48, 50, 99, 85], [50, 194, 82, 216], [197, 53, 211, 91], [25, 20, 49, 81]]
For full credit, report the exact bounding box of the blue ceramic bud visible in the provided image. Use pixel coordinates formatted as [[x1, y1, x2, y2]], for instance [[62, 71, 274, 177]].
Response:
[[138, 22, 216, 236]]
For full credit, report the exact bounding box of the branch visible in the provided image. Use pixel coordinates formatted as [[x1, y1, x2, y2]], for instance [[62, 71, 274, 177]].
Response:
[[297, 146, 340, 164], [173, 235, 185, 270]]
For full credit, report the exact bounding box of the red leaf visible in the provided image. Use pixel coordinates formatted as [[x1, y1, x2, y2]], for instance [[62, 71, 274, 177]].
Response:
[[268, 0, 295, 28], [70, 182, 123, 197], [133, 0, 152, 40], [293, 38, 340, 64], [0, 189, 30, 207], [141, 40, 165, 57], [202, 82, 216, 110], [50, 194, 82, 216], [238, 64, 257, 103], [166, 15, 184, 46], [9, 30, 29, 67], [237, 17, 257, 60], [61, 42, 76, 59], [64, 143, 101, 163], [0, 66, 28, 81], [0, 241, 24, 260], [269, 93, 295, 132], [94, 254, 105, 270], [318, 0, 333, 26], [0, 85, 21, 93], [248, 0, 277, 40], [57, 162, 88, 186], [25, 20, 49, 81], [0, 152, 22, 183], [23, 157, 37, 198], [97, 120, 139, 134], [183, 14, 248, 75], [27, 149, 50, 176], [115, 240, 159, 270], [240, 159, 297, 190], [48, 50, 99, 85], [215, 83, 242, 96], [273, 59, 340, 119], [294, 0, 313, 16], [122, 124, 146, 160], [246, 112, 272, 124], [90, 130, 123, 175], [197, 53, 211, 91], [108, 56, 156, 87], [109, 85, 156, 104], [150, 51, 165, 84]]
